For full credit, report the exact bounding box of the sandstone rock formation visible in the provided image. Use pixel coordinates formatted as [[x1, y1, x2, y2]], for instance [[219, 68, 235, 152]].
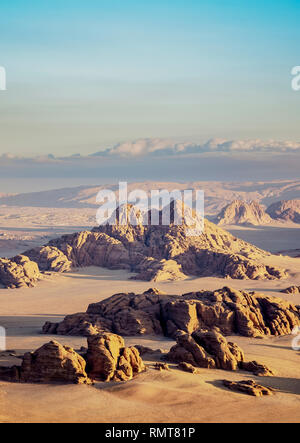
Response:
[[0, 255, 40, 288], [215, 200, 272, 226], [167, 330, 244, 371], [0, 335, 145, 385], [18, 202, 287, 283], [178, 362, 201, 374], [240, 361, 274, 377], [20, 341, 91, 384], [86, 333, 145, 382], [132, 258, 186, 281], [24, 246, 72, 272], [167, 330, 274, 376], [266, 199, 300, 223], [281, 286, 300, 295], [134, 345, 166, 357], [43, 287, 300, 339], [223, 379, 274, 397]]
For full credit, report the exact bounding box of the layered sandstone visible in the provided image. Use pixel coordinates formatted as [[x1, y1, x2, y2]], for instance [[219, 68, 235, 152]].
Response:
[[0, 335, 145, 385], [42, 287, 300, 339], [86, 333, 145, 382]]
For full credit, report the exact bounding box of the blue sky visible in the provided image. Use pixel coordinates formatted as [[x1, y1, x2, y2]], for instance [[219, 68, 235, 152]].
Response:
[[0, 0, 299, 156]]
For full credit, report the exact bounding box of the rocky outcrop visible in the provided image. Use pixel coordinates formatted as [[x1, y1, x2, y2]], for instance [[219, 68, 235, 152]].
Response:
[[167, 330, 274, 376], [132, 258, 186, 282], [240, 361, 274, 377], [20, 341, 91, 384], [24, 246, 72, 272], [281, 286, 300, 295], [0, 255, 40, 288], [43, 287, 300, 339], [178, 362, 201, 374], [223, 379, 274, 397], [16, 202, 287, 283], [215, 200, 272, 226], [0, 335, 145, 385], [167, 330, 243, 371], [86, 333, 145, 382], [266, 199, 300, 223]]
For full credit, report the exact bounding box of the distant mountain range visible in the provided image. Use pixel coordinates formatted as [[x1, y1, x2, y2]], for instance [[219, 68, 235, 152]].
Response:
[[0, 180, 299, 217]]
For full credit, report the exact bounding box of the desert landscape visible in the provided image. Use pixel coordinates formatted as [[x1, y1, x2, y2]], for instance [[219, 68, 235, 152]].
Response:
[[1, 0, 300, 426], [0, 180, 299, 423]]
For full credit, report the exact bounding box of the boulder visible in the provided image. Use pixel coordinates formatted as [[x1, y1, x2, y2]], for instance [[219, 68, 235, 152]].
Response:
[[20, 341, 91, 384], [223, 379, 274, 397], [178, 362, 201, 374], [154, 363, 170, 371], [86, 333, 145, 382]]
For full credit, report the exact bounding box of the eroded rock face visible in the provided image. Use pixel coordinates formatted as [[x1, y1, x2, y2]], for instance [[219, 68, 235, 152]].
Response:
[[0, 336, 145, 385], [20, 341, 91, 384], [240, 361, 274, 377], [281, 286, 300, 295], [167, 330, 274, 376], [17, 202, 287, 283], [0, 255, 40, 288], [167, 330, 242, 371], [132, 258, 186, 282], [43, 287, 300, 339], [215, 200, 272, 226], [86, 333, 145, 382], [24, 246, 72, 273], [223, 379, 274, 397]]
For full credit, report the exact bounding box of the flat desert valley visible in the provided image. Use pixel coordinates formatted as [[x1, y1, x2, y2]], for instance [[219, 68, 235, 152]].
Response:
[[0, 180, 299, 423]]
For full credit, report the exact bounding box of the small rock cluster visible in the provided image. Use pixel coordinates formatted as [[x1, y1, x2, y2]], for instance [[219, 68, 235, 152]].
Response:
[[166, 329, 274, 376], [223, 380, 274, 397], [0, 333, 145, 385]]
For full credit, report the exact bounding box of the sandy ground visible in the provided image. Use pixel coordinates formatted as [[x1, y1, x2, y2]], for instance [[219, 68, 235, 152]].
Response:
[[0, 206, 95, 257], [0, 263, 299, 423]]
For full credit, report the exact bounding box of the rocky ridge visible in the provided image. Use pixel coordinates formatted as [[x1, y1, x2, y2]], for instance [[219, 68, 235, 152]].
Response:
[[42, 287, 300, 339], [266, 199, 300, 223], [215, 200, 272, 226], [21, 202, 287, 283]]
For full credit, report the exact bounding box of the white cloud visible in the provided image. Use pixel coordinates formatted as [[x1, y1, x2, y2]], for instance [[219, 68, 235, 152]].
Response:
[[92, 138, 300, 157]]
